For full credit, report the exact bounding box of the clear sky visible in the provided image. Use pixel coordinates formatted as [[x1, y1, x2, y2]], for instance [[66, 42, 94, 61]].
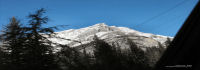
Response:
[[0, 0, 198, 36]]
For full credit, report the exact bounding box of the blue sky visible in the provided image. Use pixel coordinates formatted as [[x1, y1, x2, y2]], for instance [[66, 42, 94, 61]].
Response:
[[0, 0, 198, 36]]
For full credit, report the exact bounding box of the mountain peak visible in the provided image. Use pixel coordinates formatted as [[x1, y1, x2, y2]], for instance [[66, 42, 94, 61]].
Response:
[[92, 23, 108, 27], [51, 23, 172, 48]]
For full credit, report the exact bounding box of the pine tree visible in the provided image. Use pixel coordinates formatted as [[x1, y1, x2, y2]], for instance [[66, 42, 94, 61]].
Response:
[[0, 46, 8, 70], [0, 9, 61, 70], [164, 37, 171, 47], [93, 35, 120, 70], [0, 17, 25, 70], [21, 8, 60, 70], [126, 39, 150, 70], [58, 44, 83, 70], [0, 8, 63, 70]]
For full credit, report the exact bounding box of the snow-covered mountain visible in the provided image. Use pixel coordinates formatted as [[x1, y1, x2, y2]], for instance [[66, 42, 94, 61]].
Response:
[[47, 23, 173, 67], [48, 23, 172, 51]]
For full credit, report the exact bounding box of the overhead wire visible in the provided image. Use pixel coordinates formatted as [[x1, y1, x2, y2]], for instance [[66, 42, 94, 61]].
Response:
[[132, 0, 190, 29]]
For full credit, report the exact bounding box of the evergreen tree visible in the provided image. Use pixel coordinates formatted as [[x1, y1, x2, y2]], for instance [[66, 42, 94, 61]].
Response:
[[0, 17, 25, 70], [1, 9, 62, 70], [58, 45, 83, 70], [145, 42, 165, 68], [93, 35, 120, 70], [0, 46, 8, 70], [164, 37, 171, 47], [81, 48, 94, 70], [22, 8, 60, 70], [125, 39, 150, 70]]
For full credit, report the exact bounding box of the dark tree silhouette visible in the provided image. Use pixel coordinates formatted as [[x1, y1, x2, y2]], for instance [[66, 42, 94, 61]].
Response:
[[22, 8, 60, 70], [93, 35, 122, 70], [124, 39, 150, 70], [0, 17, 26, 70], [0, 46, 9, 70], [0, 9, 61, 70], [164, 37, 172, 47]]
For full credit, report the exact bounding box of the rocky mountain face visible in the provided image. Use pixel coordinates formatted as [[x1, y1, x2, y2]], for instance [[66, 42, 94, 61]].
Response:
[[48, 23, 173, 67], [49, 23, 172, 49]]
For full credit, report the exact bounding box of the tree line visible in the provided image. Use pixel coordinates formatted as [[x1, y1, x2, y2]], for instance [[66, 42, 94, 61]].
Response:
[[0, 8, 166, 70]]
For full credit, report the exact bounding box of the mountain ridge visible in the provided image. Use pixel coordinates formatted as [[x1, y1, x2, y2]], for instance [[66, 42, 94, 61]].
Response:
[[49, 23, 173, 48], [47, 23, 173, 67]]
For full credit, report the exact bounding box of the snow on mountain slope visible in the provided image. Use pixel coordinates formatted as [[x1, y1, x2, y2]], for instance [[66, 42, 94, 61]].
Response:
[[47, 23, 172, 66], [48, 23, 173, 48]]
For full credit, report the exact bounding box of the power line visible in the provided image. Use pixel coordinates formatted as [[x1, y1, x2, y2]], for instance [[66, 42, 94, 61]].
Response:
[[133, 0, 190, 28]]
